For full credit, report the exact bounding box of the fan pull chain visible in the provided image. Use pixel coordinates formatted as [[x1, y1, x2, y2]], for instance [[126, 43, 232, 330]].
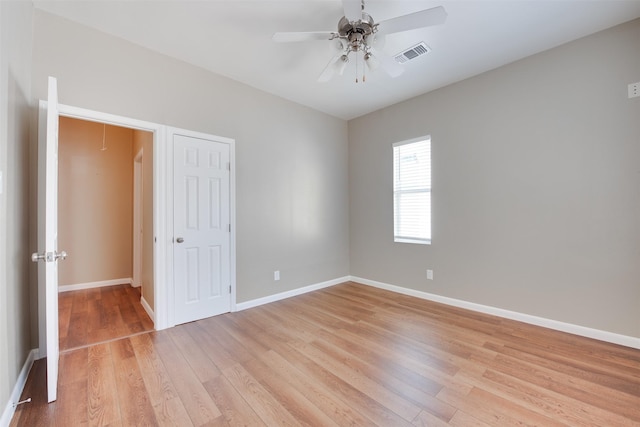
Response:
[[355, 52, 359, 83]]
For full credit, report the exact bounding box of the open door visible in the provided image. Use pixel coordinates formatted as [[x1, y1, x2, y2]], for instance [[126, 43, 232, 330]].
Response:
[[33, 76, 66, 402]]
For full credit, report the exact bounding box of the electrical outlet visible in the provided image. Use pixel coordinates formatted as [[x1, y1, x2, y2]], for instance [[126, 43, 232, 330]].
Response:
[[274, 270, 280, 281], [427, 269, 434, 280], [629, 82, 640, 99]]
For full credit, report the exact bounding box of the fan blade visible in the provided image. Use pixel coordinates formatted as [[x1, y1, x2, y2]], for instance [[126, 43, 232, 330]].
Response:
[[377, 6, 447, 35], [272, 32, 336, 42], [369, 47, 404, 78], [342, 0, 362, 22], [318, 53, 348, 83]]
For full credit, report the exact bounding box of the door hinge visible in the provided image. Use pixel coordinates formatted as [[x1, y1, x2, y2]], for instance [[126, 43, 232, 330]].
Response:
[[227, 162, 231, 171], [228, 224, 231, 232], [229, 285, 231, 294]]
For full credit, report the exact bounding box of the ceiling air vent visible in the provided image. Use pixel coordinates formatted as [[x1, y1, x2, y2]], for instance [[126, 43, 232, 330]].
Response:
[[394, 42, 431, 64]]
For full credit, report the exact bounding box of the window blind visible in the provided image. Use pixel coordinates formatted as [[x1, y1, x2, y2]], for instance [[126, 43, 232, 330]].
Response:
[[393, 138, 431, 244]]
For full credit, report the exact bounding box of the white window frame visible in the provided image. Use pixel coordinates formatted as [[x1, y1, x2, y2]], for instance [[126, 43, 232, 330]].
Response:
[[393, 136, 431, 245]]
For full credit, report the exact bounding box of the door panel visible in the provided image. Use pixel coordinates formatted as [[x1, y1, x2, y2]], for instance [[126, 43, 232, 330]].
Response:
[[35, 76, 61, 403], [174, 134, 231, 324]]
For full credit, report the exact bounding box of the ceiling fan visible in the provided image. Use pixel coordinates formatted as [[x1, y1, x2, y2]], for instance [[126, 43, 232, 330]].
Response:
[[273, 0, 447, 82]]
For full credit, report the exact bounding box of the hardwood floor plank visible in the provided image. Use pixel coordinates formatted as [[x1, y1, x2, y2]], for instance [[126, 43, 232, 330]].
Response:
[[86, 299, 104, 338], [279, 339, 415, 426], [312, 330, 456, 422], [411, 409, 451, 427], [314, 327, 444, 397], [110, 338, 158, 426], [437, 385, 565, 427], [348, 319, 464, 375], [481, 368, 638, 426], [167, 327, 222, 383], [13, 282, 640, 426], [55, 348, 90, 425], [221, 363, 303, 427], [447, 410, 494, 427], [271, 295, 354, 331], [256, 349, 375, 427], [152, 396, 196, 427], [289, 338, 422, 422], [59, 347, 89, 386], [203, 374, 267, 427], [151, 330, 223, 425], [249, 304, 322, 345], [481, 351, 640, 422], [129, 333, 177, 406], [484, 340, 640, 397], [207, 313, 271, 359], [195, 318, 255, 365], [182, 321, 238, 371], [130, 330, 194, 426], [333, 324, 462, 388], [243, 356, 341, 426], [65, 310, 89, 350], [55, 379, 89, 426], [87, 343, 121, 427], [71, 290, 89, 314]]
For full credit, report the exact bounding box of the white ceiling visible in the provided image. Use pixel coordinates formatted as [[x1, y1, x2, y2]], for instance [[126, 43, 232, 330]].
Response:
[[33, 1, 640, 120]]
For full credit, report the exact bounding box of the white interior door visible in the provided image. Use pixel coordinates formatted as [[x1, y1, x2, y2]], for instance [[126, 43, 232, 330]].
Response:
[[34, 76, 63, 403], [173, 133, 231, 324]]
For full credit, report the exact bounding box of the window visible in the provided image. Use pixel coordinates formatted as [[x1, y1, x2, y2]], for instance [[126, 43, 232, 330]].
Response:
[[393, 137, 431, 244]]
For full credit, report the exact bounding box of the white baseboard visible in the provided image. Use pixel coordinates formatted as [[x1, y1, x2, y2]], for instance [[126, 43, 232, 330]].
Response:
[[59, 278, 133, 293], [1, 348, 38, 427], [351, 276, 640, 350], [140, 296, 155, 323], [235, 276, 350, 311]]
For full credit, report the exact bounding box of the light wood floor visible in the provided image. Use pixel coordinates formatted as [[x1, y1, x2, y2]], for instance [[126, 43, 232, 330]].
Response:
[[58, 284, 154, 352], [11, 282, 640, 426]]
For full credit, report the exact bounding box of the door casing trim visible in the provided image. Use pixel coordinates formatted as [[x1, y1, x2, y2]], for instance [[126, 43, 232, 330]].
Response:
[[37, 102, 236, 340]]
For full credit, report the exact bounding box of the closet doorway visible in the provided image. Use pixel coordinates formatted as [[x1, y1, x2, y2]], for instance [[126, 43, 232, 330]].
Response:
[[56, 116, 154, 351]]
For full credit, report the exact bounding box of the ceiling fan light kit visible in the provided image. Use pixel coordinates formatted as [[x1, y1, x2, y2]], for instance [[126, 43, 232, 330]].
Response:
[[273, 0, 447, 83]]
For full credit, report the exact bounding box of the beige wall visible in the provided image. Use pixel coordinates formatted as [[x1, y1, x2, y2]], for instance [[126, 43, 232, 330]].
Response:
[[349, 19, 640, 338], [30, 10, 350, 306], [58, 117, 134, 286], [0, 0, 33, 413], [133, 130, 154, 310]]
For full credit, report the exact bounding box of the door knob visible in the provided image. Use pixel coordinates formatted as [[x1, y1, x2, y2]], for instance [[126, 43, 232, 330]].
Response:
[[176, 237, 184, 243]]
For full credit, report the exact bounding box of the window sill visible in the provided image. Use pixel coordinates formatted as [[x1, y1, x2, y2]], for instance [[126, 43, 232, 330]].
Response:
[[394, 238, 431, 245]]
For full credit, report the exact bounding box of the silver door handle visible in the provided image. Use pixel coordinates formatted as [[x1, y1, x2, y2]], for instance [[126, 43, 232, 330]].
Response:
[[56, 251, 68, 261], [176, 237, 184, 243]]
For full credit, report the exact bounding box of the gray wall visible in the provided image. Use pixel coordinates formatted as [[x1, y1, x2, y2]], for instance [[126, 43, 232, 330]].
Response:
[[3, 8, 638, 414], [0, 0, 34, 412], [30, 10, 350, 310], [349, 19, 640, 338]]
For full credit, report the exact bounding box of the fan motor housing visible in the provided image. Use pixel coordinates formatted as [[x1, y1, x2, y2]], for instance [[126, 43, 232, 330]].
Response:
[[338, 12, 375, 47]]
